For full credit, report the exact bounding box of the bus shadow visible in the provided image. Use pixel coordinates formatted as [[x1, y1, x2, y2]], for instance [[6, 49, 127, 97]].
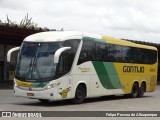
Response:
[[15, 95, 152, 107], [84, 95, 151, 104]]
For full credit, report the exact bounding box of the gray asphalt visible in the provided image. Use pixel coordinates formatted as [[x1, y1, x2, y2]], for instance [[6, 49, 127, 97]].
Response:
[[0, 86, 160, 120]]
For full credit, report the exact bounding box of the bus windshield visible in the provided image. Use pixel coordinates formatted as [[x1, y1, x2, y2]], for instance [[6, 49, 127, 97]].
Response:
[[15, 39, 80, 81], [15, 42, 62, 80]]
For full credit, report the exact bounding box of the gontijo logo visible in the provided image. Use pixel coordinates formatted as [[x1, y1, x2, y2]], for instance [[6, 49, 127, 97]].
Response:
[[123, 66, 144, 73]]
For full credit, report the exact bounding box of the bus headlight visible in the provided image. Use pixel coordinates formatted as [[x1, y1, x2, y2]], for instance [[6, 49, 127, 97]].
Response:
[[44, 84, 57, 90], [44, 85, 52, 89]]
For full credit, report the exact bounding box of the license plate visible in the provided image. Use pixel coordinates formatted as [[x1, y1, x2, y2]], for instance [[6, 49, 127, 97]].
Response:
[[27, 93, 34, 96]]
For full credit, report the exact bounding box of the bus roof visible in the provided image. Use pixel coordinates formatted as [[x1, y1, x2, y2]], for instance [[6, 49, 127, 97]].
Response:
[[24, 31, 157, 51], [24, 31, 84, 42], [102, 36, 157, 50]]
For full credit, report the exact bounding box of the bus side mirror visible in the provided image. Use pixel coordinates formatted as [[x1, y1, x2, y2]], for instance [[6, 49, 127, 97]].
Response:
[[54, 47, 71, 63], [7, 47, 20, 62]]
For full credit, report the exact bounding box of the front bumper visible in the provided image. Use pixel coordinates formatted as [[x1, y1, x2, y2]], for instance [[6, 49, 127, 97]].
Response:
[[14, 85, 57, 100]]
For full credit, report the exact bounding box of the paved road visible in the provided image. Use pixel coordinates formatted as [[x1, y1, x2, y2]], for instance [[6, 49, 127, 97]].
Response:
[[0, 86, 160, 120]]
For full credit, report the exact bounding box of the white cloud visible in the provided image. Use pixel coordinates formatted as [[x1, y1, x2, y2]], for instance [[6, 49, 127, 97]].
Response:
[[0, 0, 160, 43]]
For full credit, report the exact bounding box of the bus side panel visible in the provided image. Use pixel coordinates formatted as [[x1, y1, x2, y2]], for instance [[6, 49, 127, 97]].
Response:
[[72, 62, 93, 98], [92, 61, 124, 95], [114, 63, 158, 93], [72, 61, 157, 98], [72, 74, 90, 98], [147, 75, 157, 92], [73, 62, 114, 98], [90, 75, 103, 97]]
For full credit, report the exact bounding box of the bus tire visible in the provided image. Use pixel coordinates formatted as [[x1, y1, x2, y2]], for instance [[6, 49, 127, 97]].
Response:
[[72, 85, 85, 104], [130, 82, 139, 98], [138, 82, 146, 97], [38, 99, 49, 103]]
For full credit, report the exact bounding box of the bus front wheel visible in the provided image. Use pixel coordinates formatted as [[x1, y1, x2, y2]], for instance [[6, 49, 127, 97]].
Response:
[[72, 85, 85, 104], [130, 83, 139, 98]]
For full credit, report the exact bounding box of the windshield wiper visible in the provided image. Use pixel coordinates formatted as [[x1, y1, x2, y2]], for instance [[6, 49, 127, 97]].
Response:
[[29, 58, 33, 69], [31, 43, 42, 79]]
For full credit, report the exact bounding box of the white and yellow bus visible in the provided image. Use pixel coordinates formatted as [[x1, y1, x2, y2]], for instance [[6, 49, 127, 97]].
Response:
[[7, 31, 158, 104]]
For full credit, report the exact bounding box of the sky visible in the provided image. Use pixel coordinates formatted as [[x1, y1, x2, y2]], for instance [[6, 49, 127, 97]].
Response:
[[0, 0, 160, 43]]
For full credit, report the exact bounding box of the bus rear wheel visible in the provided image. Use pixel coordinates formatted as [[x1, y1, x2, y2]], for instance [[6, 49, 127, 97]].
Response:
[[130, 83, 139, 98], [72, 85, 85, 104], [138, 83, 146, 97]]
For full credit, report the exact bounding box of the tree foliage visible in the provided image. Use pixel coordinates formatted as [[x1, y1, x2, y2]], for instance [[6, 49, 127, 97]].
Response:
[[1, 13, 38, 28]]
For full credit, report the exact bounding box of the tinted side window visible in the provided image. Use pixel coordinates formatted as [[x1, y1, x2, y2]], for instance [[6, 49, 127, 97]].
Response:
[[114, 45, 123, 62], [77, 40, 96, 65], [122, 46, 130, 62], [107, 44, 116, 62], [96, 42, 107, 61], [77, 41, 157, 64], [106, 44, 157, 64], [149, 50, 157, 64]]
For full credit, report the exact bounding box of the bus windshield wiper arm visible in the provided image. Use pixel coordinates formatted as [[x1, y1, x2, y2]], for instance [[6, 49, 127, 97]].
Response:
[[29, 58, 33, 69]]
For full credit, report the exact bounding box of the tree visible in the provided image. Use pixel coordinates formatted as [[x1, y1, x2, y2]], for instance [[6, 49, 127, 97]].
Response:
[[1, 13, 38, 28]]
